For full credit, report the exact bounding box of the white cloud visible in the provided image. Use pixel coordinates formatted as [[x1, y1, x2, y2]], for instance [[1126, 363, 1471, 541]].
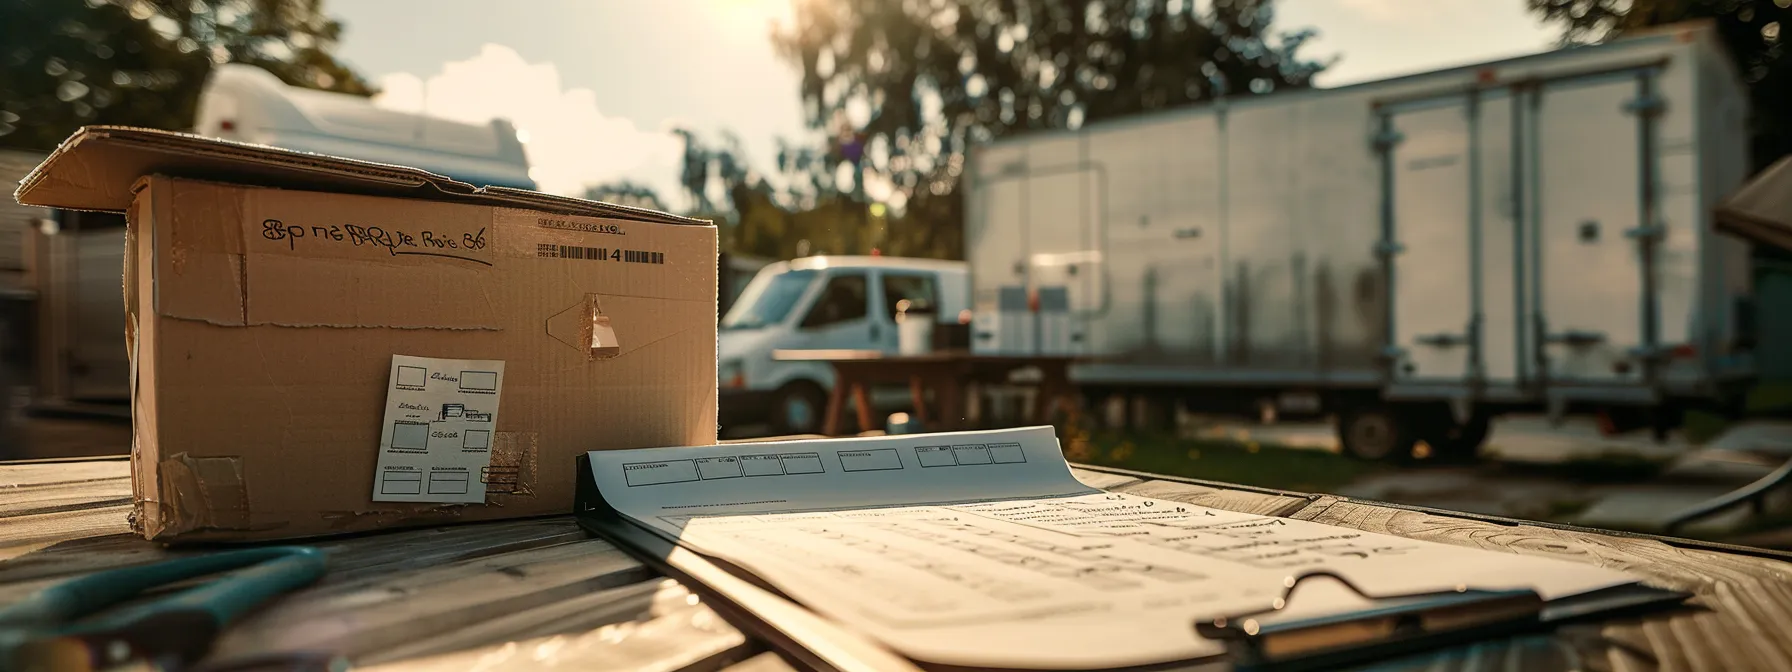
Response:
[[373, 44, 685, 205], [1333, 0, 1446, 22]]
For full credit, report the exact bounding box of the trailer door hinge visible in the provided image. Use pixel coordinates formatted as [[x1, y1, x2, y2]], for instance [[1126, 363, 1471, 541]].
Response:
[[1372, 129, 1406, 151], [1625, 223, 1666, 241], [1623, 94, 1666, 117], [1545, 330, 1607, 347], [1415, 332, 1469, 347], [1374, 240, 1405, 257], [1377, 345, 1408, 361]]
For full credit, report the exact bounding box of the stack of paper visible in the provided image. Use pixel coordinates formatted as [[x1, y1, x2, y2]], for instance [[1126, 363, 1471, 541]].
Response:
[[579, 427, 1657, 670]]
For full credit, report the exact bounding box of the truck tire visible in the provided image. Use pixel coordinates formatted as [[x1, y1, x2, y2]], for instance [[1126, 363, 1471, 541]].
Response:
[[772, 382, 828, 436], [1416, 412, 1490, 463], [1337, 405, 1415, 462]]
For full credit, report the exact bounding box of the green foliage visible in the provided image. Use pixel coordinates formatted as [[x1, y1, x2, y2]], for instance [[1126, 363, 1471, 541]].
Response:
[[1, 0, 371, 151], [1529, 0, 1792, 171], [1072, 431, 1378, 493], [762, 0, 1329, 259], [585, 181, 668, 212]]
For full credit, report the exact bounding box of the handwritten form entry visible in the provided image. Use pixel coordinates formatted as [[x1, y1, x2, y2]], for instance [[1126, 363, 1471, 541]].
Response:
[[585, 427, 1641, 669]]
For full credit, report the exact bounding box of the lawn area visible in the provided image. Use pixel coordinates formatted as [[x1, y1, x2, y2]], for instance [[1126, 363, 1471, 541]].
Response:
[[1065, 430, 1382, 493]]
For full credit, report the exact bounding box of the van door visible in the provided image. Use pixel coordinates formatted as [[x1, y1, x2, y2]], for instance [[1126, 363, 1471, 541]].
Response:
[[876, 270, 941, 353], [788, 270, 877, 352]]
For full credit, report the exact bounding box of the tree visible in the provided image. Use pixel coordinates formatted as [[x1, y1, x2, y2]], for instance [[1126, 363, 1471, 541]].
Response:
[[585, 181, 668, 212], [1529, 0, 1792, 171], [767, 0, 1329, 259], [770, 0, 1330, 257], [1, 0, 372, 151]]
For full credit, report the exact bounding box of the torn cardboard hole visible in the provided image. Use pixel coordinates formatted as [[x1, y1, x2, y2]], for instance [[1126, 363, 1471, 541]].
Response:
[[486, 431, 539, 500], [547, 295, 620, 360]]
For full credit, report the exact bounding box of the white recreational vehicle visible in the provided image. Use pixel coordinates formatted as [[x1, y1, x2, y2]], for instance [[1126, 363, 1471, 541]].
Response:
[[964, 22, 1756, 460], [193, 64, 535, 190]]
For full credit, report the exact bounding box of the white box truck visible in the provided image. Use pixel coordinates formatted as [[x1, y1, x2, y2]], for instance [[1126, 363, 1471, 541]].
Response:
[[964, 22, 1756, 460]]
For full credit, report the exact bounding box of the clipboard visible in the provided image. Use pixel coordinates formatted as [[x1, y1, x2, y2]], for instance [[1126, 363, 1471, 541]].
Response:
[[1193, 571, 1689, 672], [573, 451, 1691, 672]]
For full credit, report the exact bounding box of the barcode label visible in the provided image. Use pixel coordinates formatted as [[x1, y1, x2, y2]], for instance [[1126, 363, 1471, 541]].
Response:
[[537, 244, 665, 264]]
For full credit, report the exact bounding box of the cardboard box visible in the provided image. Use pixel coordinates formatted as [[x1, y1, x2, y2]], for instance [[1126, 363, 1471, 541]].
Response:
[[15, 127, 719, 542]]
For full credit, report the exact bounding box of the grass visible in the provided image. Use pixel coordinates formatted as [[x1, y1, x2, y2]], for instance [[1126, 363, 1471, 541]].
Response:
[[1065, 430, 1381, 493], [1747, 381, 1792, 414], [1683, 410, 1732, 445], [1669, 381, 1792, 446]]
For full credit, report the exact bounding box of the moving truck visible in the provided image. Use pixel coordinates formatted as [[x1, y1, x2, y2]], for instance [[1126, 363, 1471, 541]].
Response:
[[963, 22, 1756, 460]]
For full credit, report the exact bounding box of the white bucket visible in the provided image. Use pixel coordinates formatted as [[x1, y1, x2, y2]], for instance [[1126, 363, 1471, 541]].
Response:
[[898, 318, 934, 356]]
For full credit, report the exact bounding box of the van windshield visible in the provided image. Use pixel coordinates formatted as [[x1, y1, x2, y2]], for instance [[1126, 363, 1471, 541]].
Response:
[[721, 269, 818, 330]]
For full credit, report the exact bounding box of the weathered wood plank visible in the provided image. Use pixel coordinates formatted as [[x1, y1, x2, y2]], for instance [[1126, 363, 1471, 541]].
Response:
[[0, 516, 589, 597], [208, 538, 656, 661], [1305, 499, 1792, 672], [1288, 495, 1343, 521], [355, 581, 753, 672], [723, 652, 799, 672], [1110, 478, 1312, 517], [0, 505, 132, 559], [0, 478, 130, 518], [358, 578, 755, 668], [0, 458, 129, 488]]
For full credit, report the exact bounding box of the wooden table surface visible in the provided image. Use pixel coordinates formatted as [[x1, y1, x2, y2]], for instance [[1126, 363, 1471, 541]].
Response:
[[5, 455, 1792, 671]]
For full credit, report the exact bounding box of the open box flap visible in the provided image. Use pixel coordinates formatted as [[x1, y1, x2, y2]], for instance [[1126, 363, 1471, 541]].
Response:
[[14, 126, 708, 227]]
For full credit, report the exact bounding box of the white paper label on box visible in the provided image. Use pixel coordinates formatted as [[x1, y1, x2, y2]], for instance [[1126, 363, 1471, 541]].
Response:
[[371, 354, 506, 504]]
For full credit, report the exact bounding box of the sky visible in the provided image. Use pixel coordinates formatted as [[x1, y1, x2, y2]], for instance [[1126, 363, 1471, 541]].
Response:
[[329, 0, 1559, 209]]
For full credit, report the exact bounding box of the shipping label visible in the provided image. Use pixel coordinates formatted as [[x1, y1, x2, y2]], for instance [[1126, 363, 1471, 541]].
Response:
[[371, 354, 507, 504]]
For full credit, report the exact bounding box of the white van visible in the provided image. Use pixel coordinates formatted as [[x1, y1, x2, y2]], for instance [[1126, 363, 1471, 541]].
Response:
[[719, 256, 970, 434]]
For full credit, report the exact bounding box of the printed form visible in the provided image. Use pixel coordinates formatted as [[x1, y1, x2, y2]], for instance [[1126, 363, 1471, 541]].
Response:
[[371, 354, 506, 504], [584, 427, 1643, 670]]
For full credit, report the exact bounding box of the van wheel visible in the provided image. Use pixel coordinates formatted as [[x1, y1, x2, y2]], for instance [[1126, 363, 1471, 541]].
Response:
[[772, 382, 828, 436], [1337, 405, 1415, 462]]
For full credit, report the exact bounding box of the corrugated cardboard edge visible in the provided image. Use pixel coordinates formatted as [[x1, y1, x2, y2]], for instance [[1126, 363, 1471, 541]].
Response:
[[15, 126, 714, 228]]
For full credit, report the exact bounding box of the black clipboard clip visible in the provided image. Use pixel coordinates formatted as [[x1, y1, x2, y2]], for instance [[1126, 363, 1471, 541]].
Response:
[[1194, 570, 1547, 672]]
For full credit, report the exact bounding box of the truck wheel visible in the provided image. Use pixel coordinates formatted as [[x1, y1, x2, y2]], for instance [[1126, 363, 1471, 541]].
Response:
[[772, 382, 828, 436], [1337, 406, 1415, 462], [1417, 413, 1490, 463]]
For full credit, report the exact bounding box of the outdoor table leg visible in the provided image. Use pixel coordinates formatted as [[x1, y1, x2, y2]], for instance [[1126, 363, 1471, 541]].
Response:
[[822, 372, 849, 436], [1035, 363, 1075, 428], [938, 373, 963, 431], [908, 374, 928, 424], [852, 382, 875, 434]]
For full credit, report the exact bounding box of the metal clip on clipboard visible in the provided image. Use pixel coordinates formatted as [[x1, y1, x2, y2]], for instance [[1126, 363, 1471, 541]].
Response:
[[1194, 571, 1549, 672]]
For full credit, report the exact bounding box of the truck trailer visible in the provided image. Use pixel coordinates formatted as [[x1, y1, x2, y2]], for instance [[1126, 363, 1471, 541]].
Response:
[[964, 22, 1756, 461]]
